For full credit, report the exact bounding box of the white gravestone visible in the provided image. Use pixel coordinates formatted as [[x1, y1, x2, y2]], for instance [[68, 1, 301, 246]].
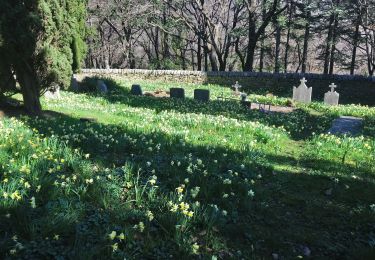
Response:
[[293, 78, 312, 103], [232, 81, 242, 96], [324, 83, 339, 106]]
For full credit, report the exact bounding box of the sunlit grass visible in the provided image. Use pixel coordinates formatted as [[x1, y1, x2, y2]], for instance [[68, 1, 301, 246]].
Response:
[[1, 78, 374, 258]]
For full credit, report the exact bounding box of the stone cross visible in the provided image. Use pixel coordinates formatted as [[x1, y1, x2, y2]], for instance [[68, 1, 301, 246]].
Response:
[[292, 77, 312, 103], [324, 83, 339, 106], [232, 81, 242, 95]]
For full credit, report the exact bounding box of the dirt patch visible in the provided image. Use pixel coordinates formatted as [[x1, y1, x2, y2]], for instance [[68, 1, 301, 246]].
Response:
[[249, 103, 295, 113], [144, 90, 170, 98]]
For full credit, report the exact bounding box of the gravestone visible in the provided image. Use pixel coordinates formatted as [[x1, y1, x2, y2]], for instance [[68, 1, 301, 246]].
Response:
[[44, 85, 61, 99], [170, 88, 185, 99], [131, 84, 143, 96], [71, 75, 80, 92], [292, 78, 312, 103], [232, 81, 242, 96], [324, 83, 339, 106], [194, 89, 210, 102], [328, 116, 363, 136], [97, 80, 108, 94]]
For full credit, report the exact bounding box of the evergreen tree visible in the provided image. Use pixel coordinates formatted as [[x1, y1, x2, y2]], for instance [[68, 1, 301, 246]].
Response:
[[0, 0, 88, 114]]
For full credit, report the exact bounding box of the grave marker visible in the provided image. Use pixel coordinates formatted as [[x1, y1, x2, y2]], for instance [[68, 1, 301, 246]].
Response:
[[97, 80, 108, 93], [131, 84, 143, 96], [194, 89, 210, 102], [232, 81, 242, 95], [324, 83, 339, 106], [292, 77, 312, 103], [170, 88, 185, 99], [44, 85, 61, 99], [71, 75, 80, 92]]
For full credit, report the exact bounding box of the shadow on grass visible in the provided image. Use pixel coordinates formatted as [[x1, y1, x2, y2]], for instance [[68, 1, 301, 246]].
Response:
[[2, 110, 373, 258], [72, 77, 334, 141]]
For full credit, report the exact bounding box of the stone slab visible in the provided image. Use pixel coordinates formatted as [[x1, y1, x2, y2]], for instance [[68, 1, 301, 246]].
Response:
[[328, 116, 363, 135], [170, 88, 185, 99], [194, 89, 210, 102], [131, 84, 143, 96]]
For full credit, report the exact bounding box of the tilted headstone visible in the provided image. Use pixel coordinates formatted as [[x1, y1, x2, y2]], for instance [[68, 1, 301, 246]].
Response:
[[194, 89, 210, 102], [97, 80, 108, 93], [170, 88, 185, 99], [292, 78, 312, 103], [71, 75, 80, 92], [324, 83, 339, 106], [131, 84, 143, 96]]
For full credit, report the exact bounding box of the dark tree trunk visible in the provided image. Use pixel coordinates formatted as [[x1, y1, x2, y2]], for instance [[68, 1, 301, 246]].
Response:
[[17, 68, 41, 114], [244, 17, 257, 71], [208, 44, 218, 71], [329, 9, 339, 75], [301, 19, 310, 73], [274, 22, 281, 73], [350, 21, 360, 75], [323, 13, 335, 74], [284, 2, 293, 73], [197, 36, 202, 71], [259, 37, 265, 72]]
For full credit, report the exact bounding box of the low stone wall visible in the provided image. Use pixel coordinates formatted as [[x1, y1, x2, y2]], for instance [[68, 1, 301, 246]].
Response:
[[79, 69, 375, 106]]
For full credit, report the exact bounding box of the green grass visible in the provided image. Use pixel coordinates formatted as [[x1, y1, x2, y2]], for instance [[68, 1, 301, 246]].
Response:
[[0, 78, 374, 259]]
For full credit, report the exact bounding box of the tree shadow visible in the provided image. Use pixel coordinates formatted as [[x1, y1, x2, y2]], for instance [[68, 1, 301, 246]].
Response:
[[2, 110, 372, 258]]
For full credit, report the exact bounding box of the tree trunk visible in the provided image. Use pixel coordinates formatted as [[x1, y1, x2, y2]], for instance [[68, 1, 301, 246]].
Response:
[[350, 21, 360, 75], [244, 17, 257, 72], [17, 68, 41, 114], [274, 21, 281, 73], [208, 46, 218, 71], [323, 13, 335, 74], [301, 19, 310, 73], [284, 2, 293, 73], [259, 37, 265, 72], [197, 36, 202, 71], [329, 11, 339, 75]]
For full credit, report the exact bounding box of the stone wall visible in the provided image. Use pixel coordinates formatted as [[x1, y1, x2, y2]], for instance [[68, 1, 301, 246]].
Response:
[[79, 69, 375, 106]]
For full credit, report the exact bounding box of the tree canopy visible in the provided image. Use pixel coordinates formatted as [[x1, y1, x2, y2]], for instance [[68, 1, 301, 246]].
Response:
[[0, 0, 88, 114]]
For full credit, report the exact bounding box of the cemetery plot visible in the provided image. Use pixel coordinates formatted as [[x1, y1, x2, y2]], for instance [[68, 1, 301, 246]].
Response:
[[2, 78, 374, 259]]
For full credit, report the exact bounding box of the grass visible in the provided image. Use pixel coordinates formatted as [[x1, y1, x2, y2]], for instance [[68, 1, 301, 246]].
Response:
[[0, 78, 374, 259]]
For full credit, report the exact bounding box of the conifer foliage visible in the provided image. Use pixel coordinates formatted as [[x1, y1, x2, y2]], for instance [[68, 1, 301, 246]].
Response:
[[0, 0, 88, 114]]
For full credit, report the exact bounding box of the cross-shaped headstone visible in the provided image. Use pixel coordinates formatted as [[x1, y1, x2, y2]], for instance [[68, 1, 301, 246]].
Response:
[[324, 83, 339, 106], [329, 83, 337, 92], [292, 77, 312, 103], [233, 81, 242, 93]]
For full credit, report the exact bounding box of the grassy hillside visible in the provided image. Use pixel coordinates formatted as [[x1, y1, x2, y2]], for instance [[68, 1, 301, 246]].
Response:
[[0, 79, 374, 259]]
